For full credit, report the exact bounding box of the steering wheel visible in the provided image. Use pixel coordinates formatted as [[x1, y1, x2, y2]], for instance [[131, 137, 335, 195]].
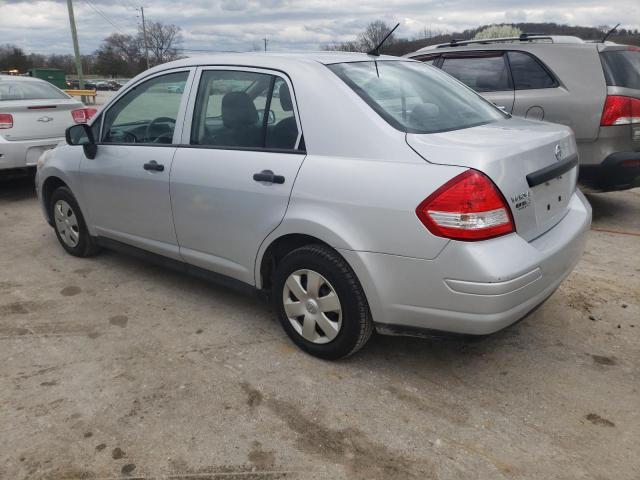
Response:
[[145, 117, 176, 143]]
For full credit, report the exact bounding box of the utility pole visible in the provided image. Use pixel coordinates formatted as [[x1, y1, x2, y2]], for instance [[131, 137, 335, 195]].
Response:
[[139, 6, 150, 69], [66, 0, 84, 89], [263, 37, 268, 52]]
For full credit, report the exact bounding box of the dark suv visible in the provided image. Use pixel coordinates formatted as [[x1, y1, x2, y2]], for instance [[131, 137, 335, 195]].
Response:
[[407, 35, 640, 191]]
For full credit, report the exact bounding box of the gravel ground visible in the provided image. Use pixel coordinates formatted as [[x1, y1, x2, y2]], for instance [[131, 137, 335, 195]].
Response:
[[0, 174, 638, 480]]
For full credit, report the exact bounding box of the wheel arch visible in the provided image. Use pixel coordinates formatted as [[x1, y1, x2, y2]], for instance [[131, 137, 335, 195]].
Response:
[[41, 176, 70, 225], [257, 233, 336, 292]]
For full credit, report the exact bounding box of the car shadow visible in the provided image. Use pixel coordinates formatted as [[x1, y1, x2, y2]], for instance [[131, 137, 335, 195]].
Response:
[[584, 188, 640, 231], [0, 170, 37, 202]]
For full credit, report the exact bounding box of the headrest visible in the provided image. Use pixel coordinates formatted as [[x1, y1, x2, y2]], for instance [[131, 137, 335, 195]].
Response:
[[409, 103, 440, 128], [221, 91, 258, 129], [279, 83, 293, 112]]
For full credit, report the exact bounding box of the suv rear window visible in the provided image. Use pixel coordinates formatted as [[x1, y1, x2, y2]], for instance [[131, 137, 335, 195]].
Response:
[[507, 51, 557, 90], [0, 81, 68, 101], [601, 49, 640, 90], [328, 61, 506, 134], [440, 55, 511, 92]]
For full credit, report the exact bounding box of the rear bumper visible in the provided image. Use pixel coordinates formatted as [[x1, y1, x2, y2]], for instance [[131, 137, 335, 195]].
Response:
[[0, 136, 63, 170], [580, 151, 640, 191], [341, 190, 591, 336]]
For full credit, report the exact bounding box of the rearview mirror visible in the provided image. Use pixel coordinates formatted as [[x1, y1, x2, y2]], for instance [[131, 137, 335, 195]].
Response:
[[258, 109, 276, 125], [65, 124, 97, 159]]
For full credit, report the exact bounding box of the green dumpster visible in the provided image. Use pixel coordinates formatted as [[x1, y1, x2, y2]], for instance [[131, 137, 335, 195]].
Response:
[[27, 68, 67, 90]]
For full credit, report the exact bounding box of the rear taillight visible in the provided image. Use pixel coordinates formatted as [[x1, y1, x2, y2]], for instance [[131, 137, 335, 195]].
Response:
[[71, 108, 97, 124], [600, 95, 640, 126], [416, 169, 515, 241], [0, 113, 13, 129]]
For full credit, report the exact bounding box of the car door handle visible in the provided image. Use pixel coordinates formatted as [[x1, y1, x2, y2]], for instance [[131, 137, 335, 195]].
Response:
[[143, 160, 164, 172], [253, 170, 285, 184]]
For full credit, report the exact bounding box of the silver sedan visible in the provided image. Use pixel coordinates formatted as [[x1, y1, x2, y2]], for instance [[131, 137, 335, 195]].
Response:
[[35, 53, 591, 359]]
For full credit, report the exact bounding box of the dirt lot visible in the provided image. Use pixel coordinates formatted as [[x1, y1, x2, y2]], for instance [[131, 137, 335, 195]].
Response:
[[0, 175, 638, 480]]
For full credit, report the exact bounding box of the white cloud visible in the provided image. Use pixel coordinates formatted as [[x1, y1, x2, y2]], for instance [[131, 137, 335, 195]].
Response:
[[0, 0, 638, 54]]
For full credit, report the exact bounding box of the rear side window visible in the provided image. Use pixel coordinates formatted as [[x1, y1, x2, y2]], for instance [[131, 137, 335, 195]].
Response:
[[0, 81, 68, 101], [601, 49, 640, 90], [441, 55, 511, 92], [191, 70, 299, 150], [507, 52, 557, 90]]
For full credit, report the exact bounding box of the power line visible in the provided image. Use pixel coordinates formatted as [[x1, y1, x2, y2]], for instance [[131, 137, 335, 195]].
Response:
[[82, 0, 128, 34]]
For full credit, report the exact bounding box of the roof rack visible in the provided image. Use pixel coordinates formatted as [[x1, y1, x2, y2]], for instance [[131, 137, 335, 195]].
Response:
[[436, 34, 556, 49], [431, 34, 586, 49]]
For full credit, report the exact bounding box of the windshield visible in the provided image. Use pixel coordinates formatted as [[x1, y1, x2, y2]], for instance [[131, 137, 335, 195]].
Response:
[[601, 49, 640, 90], [0, 81, 68, 101], [328, 60, 506, 134]]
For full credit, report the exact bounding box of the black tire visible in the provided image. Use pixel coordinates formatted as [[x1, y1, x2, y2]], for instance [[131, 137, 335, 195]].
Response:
[[272, 244, 373, 360], [49, 186, 100, 257]]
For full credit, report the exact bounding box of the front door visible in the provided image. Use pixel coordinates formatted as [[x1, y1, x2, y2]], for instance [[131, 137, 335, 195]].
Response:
[[79, 70, 192, 259], [171, 68, 305, 284]]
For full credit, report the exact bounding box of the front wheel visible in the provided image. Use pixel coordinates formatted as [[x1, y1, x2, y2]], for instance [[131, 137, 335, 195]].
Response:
[[272, 244, 373, 360], [50, 186, 100, 257]]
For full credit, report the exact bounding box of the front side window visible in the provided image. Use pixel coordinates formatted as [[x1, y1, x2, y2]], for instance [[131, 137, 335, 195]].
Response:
[[328, 61, 506, 134], [507, 52, 557, 90], [101, 71, 188, 144], [441, 55, 511, 92], [0, 81, 68, 101], [191, 70, 299, 150]]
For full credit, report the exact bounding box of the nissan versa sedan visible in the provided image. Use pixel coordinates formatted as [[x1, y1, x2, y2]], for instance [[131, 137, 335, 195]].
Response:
[[35, 53, 591, 359], [0, 75, 95, 171]]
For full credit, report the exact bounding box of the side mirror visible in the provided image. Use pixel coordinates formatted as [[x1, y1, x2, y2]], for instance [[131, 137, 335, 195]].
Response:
[[65, 124, 97, 159]]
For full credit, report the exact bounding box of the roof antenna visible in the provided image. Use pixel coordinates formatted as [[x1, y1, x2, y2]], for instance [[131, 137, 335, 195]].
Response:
[[367, 22, 400, 56], [602, 23, 620, 42]]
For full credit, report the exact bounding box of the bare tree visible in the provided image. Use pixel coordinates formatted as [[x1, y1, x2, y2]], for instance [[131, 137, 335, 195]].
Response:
[[143, 21, 182, 65], [357, 21, 396, 51], [322, 20, 396, 53]]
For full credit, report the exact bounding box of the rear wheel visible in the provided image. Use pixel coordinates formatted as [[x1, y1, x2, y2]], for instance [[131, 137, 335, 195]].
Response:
[[50, 186, 100, 257], [273, 244, 373, 359]]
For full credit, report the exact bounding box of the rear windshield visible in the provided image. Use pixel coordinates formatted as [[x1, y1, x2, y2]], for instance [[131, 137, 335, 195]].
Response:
[[600, 49, 640, 90], [328, 60, 506, 134], [0, 81, 68, 101]]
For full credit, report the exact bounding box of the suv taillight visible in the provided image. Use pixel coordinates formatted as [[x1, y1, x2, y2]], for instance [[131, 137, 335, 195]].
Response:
[[71, 108, 97, 124], [0, 113, 13, 129], [600, 95, 640, 126], [416, 169, 515, 241]]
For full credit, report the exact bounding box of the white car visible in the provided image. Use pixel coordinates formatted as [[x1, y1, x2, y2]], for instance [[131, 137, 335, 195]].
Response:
[[0, 75, 95, 171]]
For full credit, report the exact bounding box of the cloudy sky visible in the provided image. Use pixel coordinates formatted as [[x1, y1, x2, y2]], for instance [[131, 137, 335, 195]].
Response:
[[1, 0, 639, 55]]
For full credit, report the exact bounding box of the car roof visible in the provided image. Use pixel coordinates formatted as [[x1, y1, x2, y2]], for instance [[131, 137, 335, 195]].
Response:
[[0, 74, 49, 83], [143, 51, 408, 75]]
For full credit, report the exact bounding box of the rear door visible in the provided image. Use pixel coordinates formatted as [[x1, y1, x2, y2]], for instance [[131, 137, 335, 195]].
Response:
[[170, 67, 305, 285], [440, 52, 515, 113], [507, 50, 567, 122]]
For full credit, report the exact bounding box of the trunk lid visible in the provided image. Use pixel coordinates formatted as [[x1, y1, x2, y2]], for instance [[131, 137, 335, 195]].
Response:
[[0, 98, 83, 141], [406, 117, 578, 241]]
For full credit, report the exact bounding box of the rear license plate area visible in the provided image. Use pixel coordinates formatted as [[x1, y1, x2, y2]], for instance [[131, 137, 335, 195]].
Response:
[[531, 173, 572, 224]]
